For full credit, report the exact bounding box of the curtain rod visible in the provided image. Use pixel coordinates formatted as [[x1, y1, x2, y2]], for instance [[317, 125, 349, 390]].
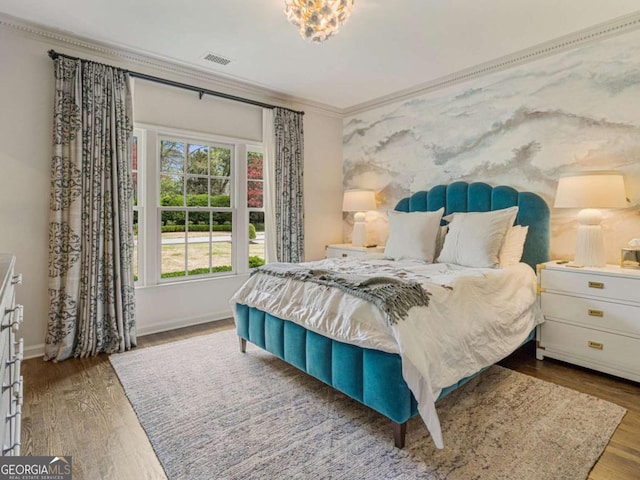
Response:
[[47, 49, 304, 116]]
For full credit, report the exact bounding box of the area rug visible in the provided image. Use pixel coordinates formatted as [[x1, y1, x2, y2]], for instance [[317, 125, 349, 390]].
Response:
[[110, 329, 626, 480]]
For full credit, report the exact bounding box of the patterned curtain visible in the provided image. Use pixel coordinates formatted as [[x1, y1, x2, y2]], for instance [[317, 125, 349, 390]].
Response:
[[46, 56, 137, 361], [273, 107, 305, 263]]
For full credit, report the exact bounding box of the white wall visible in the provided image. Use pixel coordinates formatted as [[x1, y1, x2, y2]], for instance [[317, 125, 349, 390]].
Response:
[[134, 80, 262, 141], [0, 28, 53, 359], [303, 110, 344, 260], [0, 25, 343, 357]]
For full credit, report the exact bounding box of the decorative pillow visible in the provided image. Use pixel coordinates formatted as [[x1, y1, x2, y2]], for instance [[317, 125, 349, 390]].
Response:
[[499, 225, 529, 266], [437, 206, 518, 268], [384, 208, 444, 262]]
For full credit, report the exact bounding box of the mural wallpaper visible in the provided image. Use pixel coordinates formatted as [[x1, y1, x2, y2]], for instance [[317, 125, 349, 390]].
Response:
[[343, 27, 640, 263]]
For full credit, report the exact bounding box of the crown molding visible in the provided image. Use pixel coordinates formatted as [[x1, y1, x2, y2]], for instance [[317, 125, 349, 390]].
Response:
[[0, 13, 343, 118], [3, 10, 640, 119], [342, 10, 640, 117]]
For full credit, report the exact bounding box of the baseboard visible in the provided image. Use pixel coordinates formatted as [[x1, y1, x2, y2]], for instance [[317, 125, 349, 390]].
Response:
[[136, 309, 233, 337], [24, 343, 45, 360], [22, 309, 233, 360]]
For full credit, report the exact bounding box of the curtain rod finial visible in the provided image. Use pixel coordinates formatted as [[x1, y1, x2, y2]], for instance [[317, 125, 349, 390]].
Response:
[[48, 49, 58, 60]]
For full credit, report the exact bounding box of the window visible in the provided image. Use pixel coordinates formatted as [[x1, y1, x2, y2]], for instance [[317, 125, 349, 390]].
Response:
[[133, 126, 266, 285], [159, 138, 234, 279], [247, 148, 265, 269]]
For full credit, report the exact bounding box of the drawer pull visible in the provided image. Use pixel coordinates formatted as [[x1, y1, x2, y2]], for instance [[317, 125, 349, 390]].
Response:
[[2, 305, 23, 332], [2, 441, 20, 456], [11, 344, 21, 396], [13, 305, 23, 332], [588, 340, 604, 350], [588, 281, 604, 289], [6, 339, 23, 369], [6, 406, 20, 421], [341, 253, 348, 258], [588, 309, 604, 317], [11, 274, 22, 286], [5, 375, 22, 398]]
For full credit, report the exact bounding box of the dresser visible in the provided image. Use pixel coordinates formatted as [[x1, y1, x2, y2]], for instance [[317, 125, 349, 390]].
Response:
[[536, 261, 640, 382], [325, 243, 385, 259], [0, 255, 23, 456]]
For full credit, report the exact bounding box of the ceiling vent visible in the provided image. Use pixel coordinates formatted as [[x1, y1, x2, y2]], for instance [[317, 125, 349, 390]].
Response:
[[201, 52, 232, 66]]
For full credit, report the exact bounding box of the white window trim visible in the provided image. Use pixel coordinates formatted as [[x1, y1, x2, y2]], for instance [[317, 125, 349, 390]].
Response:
[[133, 128, 146, 286]]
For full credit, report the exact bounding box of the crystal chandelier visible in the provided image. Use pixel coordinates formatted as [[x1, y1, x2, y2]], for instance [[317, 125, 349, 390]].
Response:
[[284, 0, 355, 43]]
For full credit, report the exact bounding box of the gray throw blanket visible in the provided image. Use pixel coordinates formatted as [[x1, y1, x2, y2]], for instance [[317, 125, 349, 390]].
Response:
[[253, 263, 430, 325]]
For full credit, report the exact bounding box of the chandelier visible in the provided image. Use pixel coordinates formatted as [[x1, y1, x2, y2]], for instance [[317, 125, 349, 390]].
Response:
[[284, 0, 355, 43]]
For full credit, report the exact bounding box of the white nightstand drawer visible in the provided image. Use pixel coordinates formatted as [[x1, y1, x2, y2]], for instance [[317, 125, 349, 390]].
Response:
[[540, 320, 640, 376], [541, 268, 640, 303], [541, 292, 640, 337], [325, 244, 385, 259], [326, 247, 366, 259]]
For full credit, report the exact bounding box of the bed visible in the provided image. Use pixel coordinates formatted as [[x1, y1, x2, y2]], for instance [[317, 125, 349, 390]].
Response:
[[232, 181, 550, 449]]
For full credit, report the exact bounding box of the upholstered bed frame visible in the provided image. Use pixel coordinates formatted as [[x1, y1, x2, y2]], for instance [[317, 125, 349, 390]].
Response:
[[235, 182, 550, 448]]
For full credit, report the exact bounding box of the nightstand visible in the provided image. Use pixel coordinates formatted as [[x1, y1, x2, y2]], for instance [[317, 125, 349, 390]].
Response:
[[536, 261, 640, 382], [325, 243, 385, 259]]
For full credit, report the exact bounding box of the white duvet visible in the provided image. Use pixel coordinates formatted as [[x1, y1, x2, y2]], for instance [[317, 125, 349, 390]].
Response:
[[230, 256, 542, 448]]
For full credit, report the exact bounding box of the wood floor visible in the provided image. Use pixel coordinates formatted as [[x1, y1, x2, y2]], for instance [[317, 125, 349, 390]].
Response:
[[22, 320, 639, 480], [21, 320, 233, 480]]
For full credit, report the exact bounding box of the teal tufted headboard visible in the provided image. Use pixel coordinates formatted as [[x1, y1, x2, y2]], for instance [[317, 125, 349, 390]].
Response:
[[394, 181, 550, 270]]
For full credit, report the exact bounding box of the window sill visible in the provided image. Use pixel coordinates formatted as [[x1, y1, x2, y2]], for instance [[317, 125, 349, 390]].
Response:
[[135, 272, 250, 290]]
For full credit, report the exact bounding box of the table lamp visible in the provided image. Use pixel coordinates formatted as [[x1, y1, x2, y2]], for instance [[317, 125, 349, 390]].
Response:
[[343, 190, 376, 247], [554, 171, 628, 267]]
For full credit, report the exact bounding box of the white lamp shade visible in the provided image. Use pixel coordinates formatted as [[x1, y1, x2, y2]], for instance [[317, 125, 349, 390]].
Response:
[[554, 172, 627, 209], [554, 171, 627, 267], [342, 190, 377, 212]]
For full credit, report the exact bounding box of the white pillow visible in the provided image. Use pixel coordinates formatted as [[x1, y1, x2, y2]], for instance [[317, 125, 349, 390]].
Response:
[[437, 206, 518, 268], [384, 208, 444, 262], [499, 225, 529, 266]]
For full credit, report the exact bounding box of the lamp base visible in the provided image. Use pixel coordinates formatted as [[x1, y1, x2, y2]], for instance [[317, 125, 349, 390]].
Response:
[[352, 211, 367, 247], [574, 209, 606, 267]]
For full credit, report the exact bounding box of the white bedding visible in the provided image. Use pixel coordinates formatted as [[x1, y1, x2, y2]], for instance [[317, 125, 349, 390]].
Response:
[[230, 256, 542, 449]]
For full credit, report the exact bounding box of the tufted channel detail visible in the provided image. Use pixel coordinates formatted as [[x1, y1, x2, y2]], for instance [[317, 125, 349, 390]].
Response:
[[235, 304, 510, 425], [236, 303, 418, 424]]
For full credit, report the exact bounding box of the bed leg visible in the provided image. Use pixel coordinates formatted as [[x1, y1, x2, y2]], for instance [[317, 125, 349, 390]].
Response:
[[239, 337, 247, 353], [392, 421, 407, 449]]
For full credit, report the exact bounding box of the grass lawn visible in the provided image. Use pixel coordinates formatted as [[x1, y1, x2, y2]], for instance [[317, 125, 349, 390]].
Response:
[[134, 231, 265, 280]]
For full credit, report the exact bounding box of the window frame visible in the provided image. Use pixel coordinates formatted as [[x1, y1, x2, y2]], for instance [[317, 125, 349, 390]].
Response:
[[133, 123, 263, 286], [157, 135, 236, 283]]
